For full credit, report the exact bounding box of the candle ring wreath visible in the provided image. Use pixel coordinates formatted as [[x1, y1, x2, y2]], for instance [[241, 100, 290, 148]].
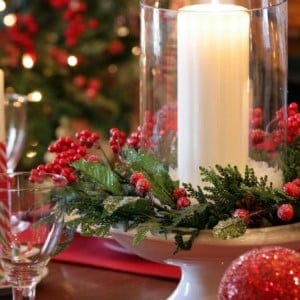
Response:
[[30, 101, 300, 253]]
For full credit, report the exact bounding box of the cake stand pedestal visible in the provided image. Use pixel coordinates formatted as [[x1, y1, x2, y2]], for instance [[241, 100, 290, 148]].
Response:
[[110, 222, 300, 300]]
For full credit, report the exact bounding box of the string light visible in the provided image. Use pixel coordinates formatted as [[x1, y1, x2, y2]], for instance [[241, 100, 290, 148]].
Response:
[[131, 46, 140, 56], [117, 26, 129, 37], [26, 151, 37, 159], [3, 13, 16, 26], [67, 55, 78, 67], [22, 54, 35, 69], [28, 91, 42, 102], [0, 0, 6, 12]]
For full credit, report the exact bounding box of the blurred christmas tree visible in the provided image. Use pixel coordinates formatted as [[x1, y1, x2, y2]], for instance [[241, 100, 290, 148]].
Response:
[[0, 0, 140, 170]]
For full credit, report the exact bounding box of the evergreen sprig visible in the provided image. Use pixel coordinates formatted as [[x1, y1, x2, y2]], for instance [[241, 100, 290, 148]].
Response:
[[282, 136, 300, 182]]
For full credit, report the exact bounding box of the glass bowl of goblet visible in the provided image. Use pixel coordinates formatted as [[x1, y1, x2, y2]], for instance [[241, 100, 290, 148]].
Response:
[[0, 172, 67, 300]]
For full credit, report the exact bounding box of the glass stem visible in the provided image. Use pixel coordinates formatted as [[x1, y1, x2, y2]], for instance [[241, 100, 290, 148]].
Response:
[[12, 286, 36, 300]]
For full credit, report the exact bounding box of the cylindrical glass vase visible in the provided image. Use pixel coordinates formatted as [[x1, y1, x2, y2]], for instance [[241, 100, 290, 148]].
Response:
[[140, 0, 290, 188]]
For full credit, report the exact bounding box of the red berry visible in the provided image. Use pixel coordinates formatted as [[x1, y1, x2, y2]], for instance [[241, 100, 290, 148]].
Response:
[[109, 128, 119, 137], [249, 129, 264, 144], [130, 172, 145, 186], [252, 107, 263, 118], [283, 182, 300, 199], [176, 197, 191, 209], [233, 209, 250, 224], [250, 116, 262, 128], [135, 178, 151, 196], [172, 187, 187, 200], [277, 204, 294, 221], [276, 108, 284, 121]]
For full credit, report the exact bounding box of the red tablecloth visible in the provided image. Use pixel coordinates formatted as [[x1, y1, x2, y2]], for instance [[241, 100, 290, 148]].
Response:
[[53, 234, 181, 280]]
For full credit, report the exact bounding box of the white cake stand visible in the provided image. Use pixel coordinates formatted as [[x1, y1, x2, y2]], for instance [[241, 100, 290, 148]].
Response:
[[110, 222, 300, 300]]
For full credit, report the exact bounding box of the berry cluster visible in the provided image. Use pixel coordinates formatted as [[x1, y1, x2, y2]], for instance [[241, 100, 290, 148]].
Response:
[[75, 129, 100, 148], [233, 177, 300, 224], [129, 173, 191, 210], [73, 75, 103, 101], [140, 111, 155, 150], [48, 0, 99, 48], [31, 127, 142, 184], [233, 204, 295, 224], [284, 102, 300, 143], [109, 128, 127, 154], [126, 130, 141, 150], [31, 129, 100, 183], [5, 13, 39, 63], [250, 102, 300, 153], [129, 172, 151, 197], [172, 187, 191, 209], [139, 104, 177, 151], [109, 128, 140, 154]]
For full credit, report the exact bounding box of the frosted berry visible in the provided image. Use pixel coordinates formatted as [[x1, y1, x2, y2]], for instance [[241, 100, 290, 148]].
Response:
[[135, 178, 150, 196], [130, 172, 145, 186], [233, 208, 250, 224], [249, 129, 264, 144], [277, 203, 294, 221], [288, 102, 299, 115], [176, 197, 191, 209], [283, 182, 300, 199], [172, 187, 187, 200]]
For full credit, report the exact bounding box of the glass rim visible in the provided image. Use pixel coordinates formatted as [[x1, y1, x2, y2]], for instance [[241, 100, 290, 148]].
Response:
[[140, 0, 287, 12]]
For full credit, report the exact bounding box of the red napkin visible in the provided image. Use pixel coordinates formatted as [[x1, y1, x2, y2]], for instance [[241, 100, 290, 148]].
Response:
[[53, 233, 180, 280]]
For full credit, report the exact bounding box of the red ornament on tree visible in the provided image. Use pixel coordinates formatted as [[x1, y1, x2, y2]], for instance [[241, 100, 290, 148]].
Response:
[[218, 246, 300, 300]]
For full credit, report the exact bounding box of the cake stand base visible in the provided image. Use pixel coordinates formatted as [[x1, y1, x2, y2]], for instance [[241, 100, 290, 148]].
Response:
[[166, 260, 227, 300]]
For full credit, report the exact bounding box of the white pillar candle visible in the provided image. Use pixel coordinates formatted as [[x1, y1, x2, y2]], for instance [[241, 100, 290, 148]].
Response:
[[177, 4, 250, 187], [0, 69, 5, 142]]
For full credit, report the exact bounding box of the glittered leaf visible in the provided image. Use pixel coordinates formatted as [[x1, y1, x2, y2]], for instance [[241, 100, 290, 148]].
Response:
[[103, 196, 154, 219], [212, 217, 247, 239], [72, 160, 122, 194]]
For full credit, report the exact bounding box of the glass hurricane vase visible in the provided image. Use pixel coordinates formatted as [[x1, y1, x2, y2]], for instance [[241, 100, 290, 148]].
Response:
[[139, 0, 288, 188]]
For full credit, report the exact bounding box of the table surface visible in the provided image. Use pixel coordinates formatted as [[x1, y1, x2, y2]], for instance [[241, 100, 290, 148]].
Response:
[[1, 261, 178, 300]]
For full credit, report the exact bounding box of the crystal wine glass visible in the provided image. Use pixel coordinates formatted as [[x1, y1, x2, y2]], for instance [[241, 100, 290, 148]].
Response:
[[5, 93, 27, 172], [0, 172, 67, 300]]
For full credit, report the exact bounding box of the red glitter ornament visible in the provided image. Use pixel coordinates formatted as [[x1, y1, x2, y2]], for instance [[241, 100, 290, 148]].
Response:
[[218, 246, 300, 300]]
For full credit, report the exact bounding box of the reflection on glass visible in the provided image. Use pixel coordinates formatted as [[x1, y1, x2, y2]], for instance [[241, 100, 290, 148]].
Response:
[[5, 93, 27, 172]]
